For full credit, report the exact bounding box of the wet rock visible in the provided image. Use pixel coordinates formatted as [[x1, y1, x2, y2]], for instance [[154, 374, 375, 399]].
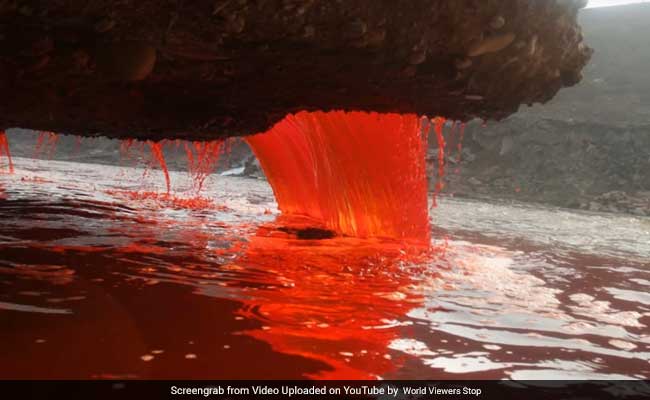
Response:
[[95, 41, 157, 81], [242, 154, 264, 178], [0, 0, 592, 140], [346, 18, 367, 39], [588, 202, 601, 212], [302, 25, 315, 38], [455, 57, 472, 69], [489, 16, 506, 30], [468, 32, 516, 57], [408, 49, 427, 65], [26, 55, 49, 72], [94, 17, 115, 33], [225, 16, 246, 34], [499, 135, 514, 155], [18, 4, 32, 16], [71, 49, 90, 70], [364, 29, 387, 47], [527, 35, 538, 57]]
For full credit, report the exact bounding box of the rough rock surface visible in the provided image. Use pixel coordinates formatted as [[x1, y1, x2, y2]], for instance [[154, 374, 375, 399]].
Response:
[[427, 3, 650, 217], [434, 118, 650, 216], [0, 0, 591, 140]]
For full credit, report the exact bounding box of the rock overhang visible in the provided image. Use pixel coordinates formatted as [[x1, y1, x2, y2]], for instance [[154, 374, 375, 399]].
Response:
[[0, 0, 592, 141]]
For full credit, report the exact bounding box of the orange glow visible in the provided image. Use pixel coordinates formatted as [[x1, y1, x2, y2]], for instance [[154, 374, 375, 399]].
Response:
[[0, 131, 13, 173], [148, 141, 171, 193], [246, 111, 430, 242]]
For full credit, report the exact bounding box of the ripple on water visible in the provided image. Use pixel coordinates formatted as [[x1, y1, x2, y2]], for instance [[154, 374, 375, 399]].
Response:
[[0, 157, 649, 380]]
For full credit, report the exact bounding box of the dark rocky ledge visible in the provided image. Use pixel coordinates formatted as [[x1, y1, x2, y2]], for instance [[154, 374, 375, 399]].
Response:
[[0, 0, 592, 141]]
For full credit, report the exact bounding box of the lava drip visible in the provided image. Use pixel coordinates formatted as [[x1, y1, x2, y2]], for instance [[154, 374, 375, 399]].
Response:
[[246, 111, 430, 242], [431, 117, 447, 208], [120, 138, 135, 157], [457, 122, 466, 162], [34, 132, 59, 159], [184, 140, 222, 193], [0, 131, 14, 173], [148, 141, 171, 194]]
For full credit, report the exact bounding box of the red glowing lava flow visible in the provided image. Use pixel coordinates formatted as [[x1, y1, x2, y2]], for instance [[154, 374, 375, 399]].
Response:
[[431, 117, 447, 208], [33, 131, 58, 159], [246, 111, 430, 242], [458, 122, 466, 161], [148, 141, 171, 193], [0, 131, 13, 173], [184, 141, 223, 193]]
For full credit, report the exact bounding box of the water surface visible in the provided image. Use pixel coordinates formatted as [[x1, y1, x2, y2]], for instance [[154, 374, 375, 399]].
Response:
[[1, 157, 649, 379]]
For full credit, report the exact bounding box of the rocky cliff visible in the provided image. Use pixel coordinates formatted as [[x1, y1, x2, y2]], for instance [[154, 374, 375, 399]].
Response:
[[437, 3, 650, 216]]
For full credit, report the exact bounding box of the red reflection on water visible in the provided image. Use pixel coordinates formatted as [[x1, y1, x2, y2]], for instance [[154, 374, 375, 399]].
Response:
[[0, 131, 13, 173], [232, 222, 439, 379], [104, 190, 226, 211], [246, 111, 430, 242]]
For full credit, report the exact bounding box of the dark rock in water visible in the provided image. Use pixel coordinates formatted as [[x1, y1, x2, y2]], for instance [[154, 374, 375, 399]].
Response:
[[242, 154, 264, 179], [277, 226, 337, 240], [0, 0, 590, 141]]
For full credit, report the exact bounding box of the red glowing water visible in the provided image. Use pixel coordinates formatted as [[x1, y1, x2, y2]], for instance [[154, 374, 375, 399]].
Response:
[[234, 227, 431, 379], [120, 138, 135, 158], [34, 132, 58, 159], [148, 141, 171, 194], [0, 131, 13, 173], [246, 111, 430, 242], [458, 122, 466, 161], [430, 117, 446, 208], [184, 140, 223, 193], [104, 190, 226, 211]]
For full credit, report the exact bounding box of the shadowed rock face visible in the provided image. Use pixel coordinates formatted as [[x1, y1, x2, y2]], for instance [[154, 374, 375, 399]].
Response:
[[0, 0, 591, 141]]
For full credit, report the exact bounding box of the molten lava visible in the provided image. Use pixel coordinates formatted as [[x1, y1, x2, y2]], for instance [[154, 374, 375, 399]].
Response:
[[246, 111, 429, 242], [0, 131, 13, 173]]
